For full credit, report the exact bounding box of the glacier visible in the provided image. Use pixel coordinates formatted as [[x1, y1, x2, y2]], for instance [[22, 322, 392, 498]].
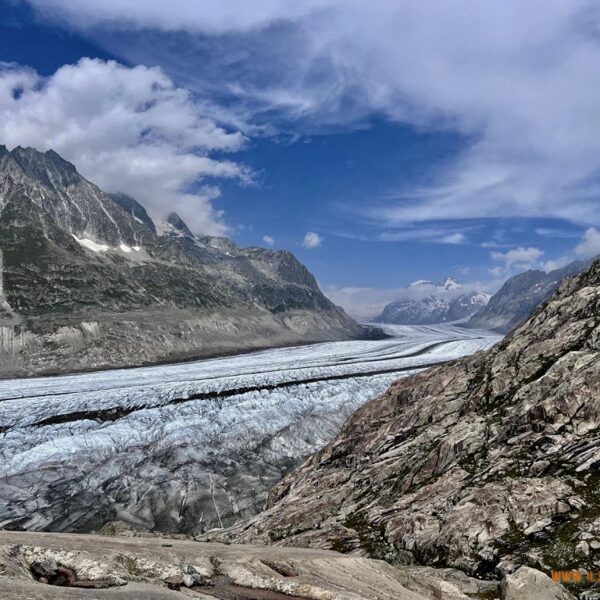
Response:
[[0, 324, 501, 534]]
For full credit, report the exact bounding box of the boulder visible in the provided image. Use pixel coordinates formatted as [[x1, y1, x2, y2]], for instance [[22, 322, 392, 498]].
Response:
[[502, 567, 575, 600]]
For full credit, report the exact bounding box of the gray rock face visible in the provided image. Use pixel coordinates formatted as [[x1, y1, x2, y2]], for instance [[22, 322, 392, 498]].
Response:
[[465, 260, 588, 333], [0, 145, 363, 376], [376, 278, 490, 325], [217, 259, 600, 583], [6, 530, 576, 599], [108, 192, 157, 234], [502, 566, 575, 600], [0, 530, 458, 600]]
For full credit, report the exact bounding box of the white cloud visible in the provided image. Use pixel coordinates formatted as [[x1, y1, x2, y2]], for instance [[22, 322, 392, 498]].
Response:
[[541, 256, 574, 273], [323, 286, 401, 320], [441, 232, 466, 245], [262, 234, 275, 246], [491, 247, 544, 267], [489, 246, 544, 278], [26, 0, 330, 34], [0, 58, 250, 234], [302, 231, 322, 248], [25, 1, 600, 228], [575, 227, 600, 259]]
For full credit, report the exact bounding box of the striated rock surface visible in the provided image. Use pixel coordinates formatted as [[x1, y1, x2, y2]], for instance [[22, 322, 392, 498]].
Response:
[[1, 531, 579, 599], [0, 145, 364, 376], [216, 259, 600, 582], [0, 530, 478, 600]]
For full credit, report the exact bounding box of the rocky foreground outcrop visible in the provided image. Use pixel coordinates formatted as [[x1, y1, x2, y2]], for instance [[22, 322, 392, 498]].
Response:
[[214, 259, 600, 585], [0, 531, 575, 599]]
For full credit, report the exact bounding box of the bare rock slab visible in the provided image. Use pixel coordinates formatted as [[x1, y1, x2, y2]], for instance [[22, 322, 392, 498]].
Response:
[[502, 566, 575, 600]]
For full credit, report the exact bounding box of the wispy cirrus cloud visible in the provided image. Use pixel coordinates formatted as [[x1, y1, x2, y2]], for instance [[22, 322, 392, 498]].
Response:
[[25, 0, 600, 230]]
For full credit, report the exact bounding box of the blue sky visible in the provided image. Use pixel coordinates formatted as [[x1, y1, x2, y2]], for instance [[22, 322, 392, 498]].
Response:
[[1, 1, 600, 317]]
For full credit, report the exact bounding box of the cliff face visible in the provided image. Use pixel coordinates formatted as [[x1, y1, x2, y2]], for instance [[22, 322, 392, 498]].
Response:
[[0, 145, 362, 376], [465, 260, 587, 333], [218, 259, 600, 579]]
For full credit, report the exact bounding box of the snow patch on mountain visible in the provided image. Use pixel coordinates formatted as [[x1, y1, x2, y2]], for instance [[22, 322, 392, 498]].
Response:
[[72, 235, 109, 253]]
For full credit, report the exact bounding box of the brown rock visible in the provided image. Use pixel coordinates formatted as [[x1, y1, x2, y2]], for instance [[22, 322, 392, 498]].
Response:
[[213, 260, 600, 576]]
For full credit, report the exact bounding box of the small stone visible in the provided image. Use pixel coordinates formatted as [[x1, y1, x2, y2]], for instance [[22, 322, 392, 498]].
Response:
[[496, 560, 518, 576], [576, 541, 590, 558], [591, 540, 600, 550], [182, 574, 198, 587], [163, 575, 185, 590]]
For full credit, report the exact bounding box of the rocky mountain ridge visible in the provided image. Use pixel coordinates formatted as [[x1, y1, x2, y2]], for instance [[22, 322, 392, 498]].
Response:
[[376, 277, 490, 325], [216, 258, 600, 592], [465, 260, 589, 333], [0, 145, 364, 377]]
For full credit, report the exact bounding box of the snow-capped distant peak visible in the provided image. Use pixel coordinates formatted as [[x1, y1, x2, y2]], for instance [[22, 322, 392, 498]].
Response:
[[377, 276, 488, 325], [439, 277, 461, 291], [409, 279, 434, 287]]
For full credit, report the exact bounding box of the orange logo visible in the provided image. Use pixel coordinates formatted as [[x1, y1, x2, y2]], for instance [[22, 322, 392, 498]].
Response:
[[552, 570, 600, 584]]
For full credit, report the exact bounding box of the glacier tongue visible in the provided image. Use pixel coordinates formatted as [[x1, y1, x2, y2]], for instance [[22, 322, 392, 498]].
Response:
[[0, 323, 500, 535]]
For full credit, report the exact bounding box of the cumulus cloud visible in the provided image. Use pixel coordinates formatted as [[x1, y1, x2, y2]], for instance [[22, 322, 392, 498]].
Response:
[[489, 246, 544, 278], [25, 0, 600, 228], [262, 234, 275, 246], [0, 58, 250, 234], [575, 227, 600, 259], [302, 231, 322, 249]]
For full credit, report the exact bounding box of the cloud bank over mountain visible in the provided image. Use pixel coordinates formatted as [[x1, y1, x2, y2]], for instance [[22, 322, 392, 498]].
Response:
[[0, 58, 250, 234]]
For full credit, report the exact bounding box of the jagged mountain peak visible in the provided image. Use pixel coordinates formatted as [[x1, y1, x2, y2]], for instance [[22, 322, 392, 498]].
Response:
[[108, 192, 156, 234], [439, 276, 461, 291], [9, 144, 77, 171], [466, 259, 590, 332], [166, 212, 193, 237], [0, 144, 154, 248]]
